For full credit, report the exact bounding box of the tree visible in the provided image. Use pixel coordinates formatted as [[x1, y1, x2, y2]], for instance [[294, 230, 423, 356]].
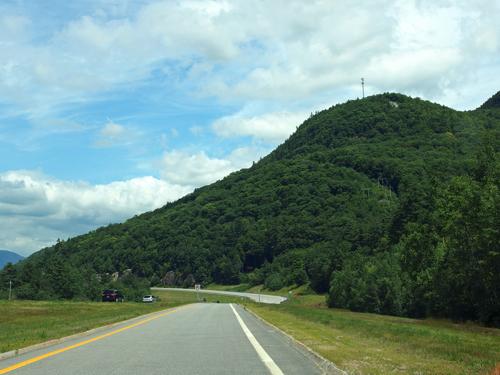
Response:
[[0, 263, 17, 299], [328, 253, 403, 316], [182, 274, 196, 288], [213, 255, 241, 285], [433, 172, 499, 324], [162, 271, 176, 286], [46, 256, 82, 299]]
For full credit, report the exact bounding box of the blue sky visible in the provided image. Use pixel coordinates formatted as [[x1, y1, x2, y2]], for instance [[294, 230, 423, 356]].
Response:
[[1, 0, 499, 255]]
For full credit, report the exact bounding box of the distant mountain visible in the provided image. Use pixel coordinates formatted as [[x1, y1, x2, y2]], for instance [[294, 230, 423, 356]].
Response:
[[0, 250, 24, 268], [3, 92, 499, 325]]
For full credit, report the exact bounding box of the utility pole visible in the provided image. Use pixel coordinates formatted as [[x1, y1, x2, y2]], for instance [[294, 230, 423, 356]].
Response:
[[8, 280, 12, 301], [361, 77, 365, 98]]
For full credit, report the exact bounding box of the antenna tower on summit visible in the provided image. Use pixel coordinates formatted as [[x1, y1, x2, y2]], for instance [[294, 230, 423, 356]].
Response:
[[361, 77, 365, 98]]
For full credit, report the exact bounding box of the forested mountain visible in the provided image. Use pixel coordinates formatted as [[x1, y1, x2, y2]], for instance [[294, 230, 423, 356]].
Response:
[[1, 92, 499, 325], [0, 250, 24, 268], [480, 91, 500, 109]]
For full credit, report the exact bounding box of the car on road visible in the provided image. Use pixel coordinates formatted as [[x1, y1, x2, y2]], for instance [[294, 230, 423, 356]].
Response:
[[142, 295, 155, 303], [102, 289, 124, 302]]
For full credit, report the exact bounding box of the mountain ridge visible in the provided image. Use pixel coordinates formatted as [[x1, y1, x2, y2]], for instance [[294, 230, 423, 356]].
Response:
[[2, 92, 499, 325], [0, 250, 24, 268], [479, 90, 500, 109]]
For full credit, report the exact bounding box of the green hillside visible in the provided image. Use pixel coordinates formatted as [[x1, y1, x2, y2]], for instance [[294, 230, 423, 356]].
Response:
[[480, 91, 500, 109], [2, 92, 499, 325]]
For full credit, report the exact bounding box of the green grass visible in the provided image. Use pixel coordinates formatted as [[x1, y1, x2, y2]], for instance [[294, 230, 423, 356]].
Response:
[[206, 282, 310, 296], [0, 297, 186, 353], [245, 283, 312, 296], [0, 290, 248, 354], [245, 294, 500, 375]]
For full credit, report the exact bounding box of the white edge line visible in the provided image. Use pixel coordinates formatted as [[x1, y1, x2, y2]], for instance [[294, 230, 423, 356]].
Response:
[[243, 307, 348, 375], [230, 304, 284, 375]]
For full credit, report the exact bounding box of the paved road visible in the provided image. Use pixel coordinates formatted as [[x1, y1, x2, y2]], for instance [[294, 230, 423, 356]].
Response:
[[0, 303, 335, 375], [152, 287, 288, 304]]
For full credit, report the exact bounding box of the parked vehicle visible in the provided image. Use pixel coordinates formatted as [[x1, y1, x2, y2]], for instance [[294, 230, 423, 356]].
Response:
[[102, 289, 124, 302], [142, 295, 155, 303]]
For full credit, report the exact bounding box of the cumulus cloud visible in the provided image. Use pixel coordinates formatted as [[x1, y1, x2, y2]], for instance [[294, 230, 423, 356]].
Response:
[[160, 151, 233, 186], [1, 0, 499, 254], [159, 146, 267, 186], [0, 145, 268, 254], [1, 0, 499, 117], [212, 110, 308, 143], [0, 0, 245, 117], [0, 170, 192, 255]]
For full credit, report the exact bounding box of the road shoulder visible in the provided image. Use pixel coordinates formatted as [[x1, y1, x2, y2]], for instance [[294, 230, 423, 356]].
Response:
[[234, 304, 346, 375]]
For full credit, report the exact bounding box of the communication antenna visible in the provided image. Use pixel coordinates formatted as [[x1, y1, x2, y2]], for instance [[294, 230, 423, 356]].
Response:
[[361, 77, 365, 98]]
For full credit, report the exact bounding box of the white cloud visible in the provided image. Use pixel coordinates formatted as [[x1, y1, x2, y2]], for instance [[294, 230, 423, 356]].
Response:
[[159, 146, 266, 186], [1, 0, 499, 255], [227, 146, 269, 167], [201, 0, 499, 108], [0, 144, 269, 255], [1, 0, 499, 117], [0, 0, 246, 118], [0, 170, 192, 255], [94, 120, 138, 147], [212, 110, 308, 143], [160, 151, 233, 186], [100, 121, 125, 138]]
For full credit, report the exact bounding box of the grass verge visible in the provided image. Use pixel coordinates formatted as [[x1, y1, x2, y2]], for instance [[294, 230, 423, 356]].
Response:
[[205, 282, 310, 296], [0, 290, 247, 354], [0, 300, 181, 353], [245, 294, 500, 375], [205, 283, 252, 293]]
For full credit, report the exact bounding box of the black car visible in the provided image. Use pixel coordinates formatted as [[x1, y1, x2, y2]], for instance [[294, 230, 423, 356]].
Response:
[[102, 289, 124, 302]]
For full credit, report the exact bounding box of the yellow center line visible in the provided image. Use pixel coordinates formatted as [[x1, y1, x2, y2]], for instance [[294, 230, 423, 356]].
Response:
[[0, 304, 192, 374]]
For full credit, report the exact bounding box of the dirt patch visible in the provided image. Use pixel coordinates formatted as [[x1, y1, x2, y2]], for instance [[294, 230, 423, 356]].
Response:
[[489, 363, 500, 375]]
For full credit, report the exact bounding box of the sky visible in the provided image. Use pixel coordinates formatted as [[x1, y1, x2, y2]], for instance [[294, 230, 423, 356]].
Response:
[[0, 0, 499, 256]]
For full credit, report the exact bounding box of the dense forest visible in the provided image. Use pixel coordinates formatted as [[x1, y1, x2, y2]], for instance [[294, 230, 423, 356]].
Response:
[[1, 92, 499, 326]]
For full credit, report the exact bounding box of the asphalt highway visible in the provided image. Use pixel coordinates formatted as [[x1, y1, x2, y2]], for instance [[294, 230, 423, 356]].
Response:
[[0, 303, 329, 375]]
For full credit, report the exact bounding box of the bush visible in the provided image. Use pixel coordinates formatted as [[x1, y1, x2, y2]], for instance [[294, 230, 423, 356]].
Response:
[[264, 274, 284, 291]]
